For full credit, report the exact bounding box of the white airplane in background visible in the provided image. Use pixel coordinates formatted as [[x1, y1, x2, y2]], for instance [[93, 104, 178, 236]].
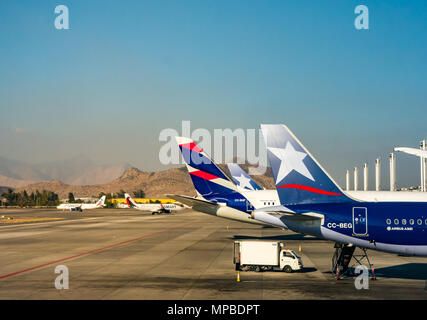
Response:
[[124, 193, 185, 214], [57, 196, 106, 212]]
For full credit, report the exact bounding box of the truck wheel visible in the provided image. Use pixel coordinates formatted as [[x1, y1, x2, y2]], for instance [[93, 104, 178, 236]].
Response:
[[255, 266, 261, 272], [283, 265, 293, 273]]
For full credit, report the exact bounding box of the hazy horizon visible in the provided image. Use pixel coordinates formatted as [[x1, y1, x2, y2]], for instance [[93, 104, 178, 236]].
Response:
[[1, 1, 426, 189]]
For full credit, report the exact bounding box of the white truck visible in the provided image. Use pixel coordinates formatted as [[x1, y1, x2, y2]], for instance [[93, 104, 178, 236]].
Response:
[[233, 240, 303, 273]]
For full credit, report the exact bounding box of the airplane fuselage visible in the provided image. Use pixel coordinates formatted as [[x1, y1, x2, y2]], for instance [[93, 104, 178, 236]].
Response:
[[256, 201, 427, 256], [132, 203, 184, 213], [194, 188, 427, 253], [57, 204, 102, 210], [241, 189, 427, 208]]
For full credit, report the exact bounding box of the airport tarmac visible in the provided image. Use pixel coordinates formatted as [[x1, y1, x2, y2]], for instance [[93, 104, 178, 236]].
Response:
[[0, 208, 427, 300]]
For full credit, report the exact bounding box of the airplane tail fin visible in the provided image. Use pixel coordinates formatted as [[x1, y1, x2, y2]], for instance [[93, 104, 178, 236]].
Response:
[[124, 193, 137, 208], [96, 195, 106, 207], [176, 137, 238, 197], [260, 124, 352, 205], [227, 163, 263, 191]]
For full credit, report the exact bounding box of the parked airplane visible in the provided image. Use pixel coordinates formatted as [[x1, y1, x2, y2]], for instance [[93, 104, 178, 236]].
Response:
[[168, 137, 278, 226], [229, 163, 427, 202], [57, 196, 106, 212], [171, 136, 427, 231], [124, 193, 185, 214], [252, 124, 427, 274]]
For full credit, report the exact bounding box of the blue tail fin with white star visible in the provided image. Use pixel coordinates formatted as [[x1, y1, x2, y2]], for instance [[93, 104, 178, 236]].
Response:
[[227, 163, 263, 191], [260, 124, 352, 205]]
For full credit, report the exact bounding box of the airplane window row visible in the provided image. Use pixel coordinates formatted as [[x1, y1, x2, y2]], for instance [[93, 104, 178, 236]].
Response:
[[386, 218, 427, 226], [263, 202, 275, 206]]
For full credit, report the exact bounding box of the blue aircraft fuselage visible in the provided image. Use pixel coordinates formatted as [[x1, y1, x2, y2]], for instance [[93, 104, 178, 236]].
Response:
[[283, 201, 427, 256]]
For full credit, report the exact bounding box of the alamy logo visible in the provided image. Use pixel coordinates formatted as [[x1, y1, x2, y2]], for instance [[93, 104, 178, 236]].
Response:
[[354, 265, 369, 290], [54, 265, 69, 290], [354, 5, 369, 30], [54, 5, 70, 30], [159, 121, 267, 175]]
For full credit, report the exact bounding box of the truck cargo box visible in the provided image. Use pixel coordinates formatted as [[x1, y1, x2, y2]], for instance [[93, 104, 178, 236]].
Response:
[[238, 241, 281, 266]]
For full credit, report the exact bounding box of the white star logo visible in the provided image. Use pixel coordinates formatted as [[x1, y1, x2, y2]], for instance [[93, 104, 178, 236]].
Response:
[[234, 174, 254, 190], [268, 142, 315, 184]]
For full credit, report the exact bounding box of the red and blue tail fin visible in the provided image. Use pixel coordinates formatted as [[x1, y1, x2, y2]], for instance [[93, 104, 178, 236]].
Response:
[[124, 193, 137, 208], [261, 124, 352, 205], [227, 163, 263, 191], [96, 196, 106, 207], [176, 137, 238, 197]]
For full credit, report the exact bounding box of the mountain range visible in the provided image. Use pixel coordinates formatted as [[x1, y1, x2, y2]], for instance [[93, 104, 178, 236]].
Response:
[[0, 154, 274, 199], [0, 155, 131, 188], [13, 164, 275, 199]]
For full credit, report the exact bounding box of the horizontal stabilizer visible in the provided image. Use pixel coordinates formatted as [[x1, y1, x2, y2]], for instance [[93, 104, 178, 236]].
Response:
[[166, 194, 219, 209], [254, 207, 323, 221], [252, 207, 324, 230]]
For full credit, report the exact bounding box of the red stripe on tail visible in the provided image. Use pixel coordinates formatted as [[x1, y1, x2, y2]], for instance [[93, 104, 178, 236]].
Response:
[[180, 142, 203, 153], [278, 184, 342, 196], [126, 197, 134, 207], [190, 170, 218, 181]]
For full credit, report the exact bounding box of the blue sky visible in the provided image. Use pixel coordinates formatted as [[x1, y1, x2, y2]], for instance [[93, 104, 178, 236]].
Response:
[[0, 0, 426, 188]]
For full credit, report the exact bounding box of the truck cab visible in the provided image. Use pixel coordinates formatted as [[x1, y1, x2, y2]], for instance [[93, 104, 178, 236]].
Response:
[[280, 249, 303, 273]]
